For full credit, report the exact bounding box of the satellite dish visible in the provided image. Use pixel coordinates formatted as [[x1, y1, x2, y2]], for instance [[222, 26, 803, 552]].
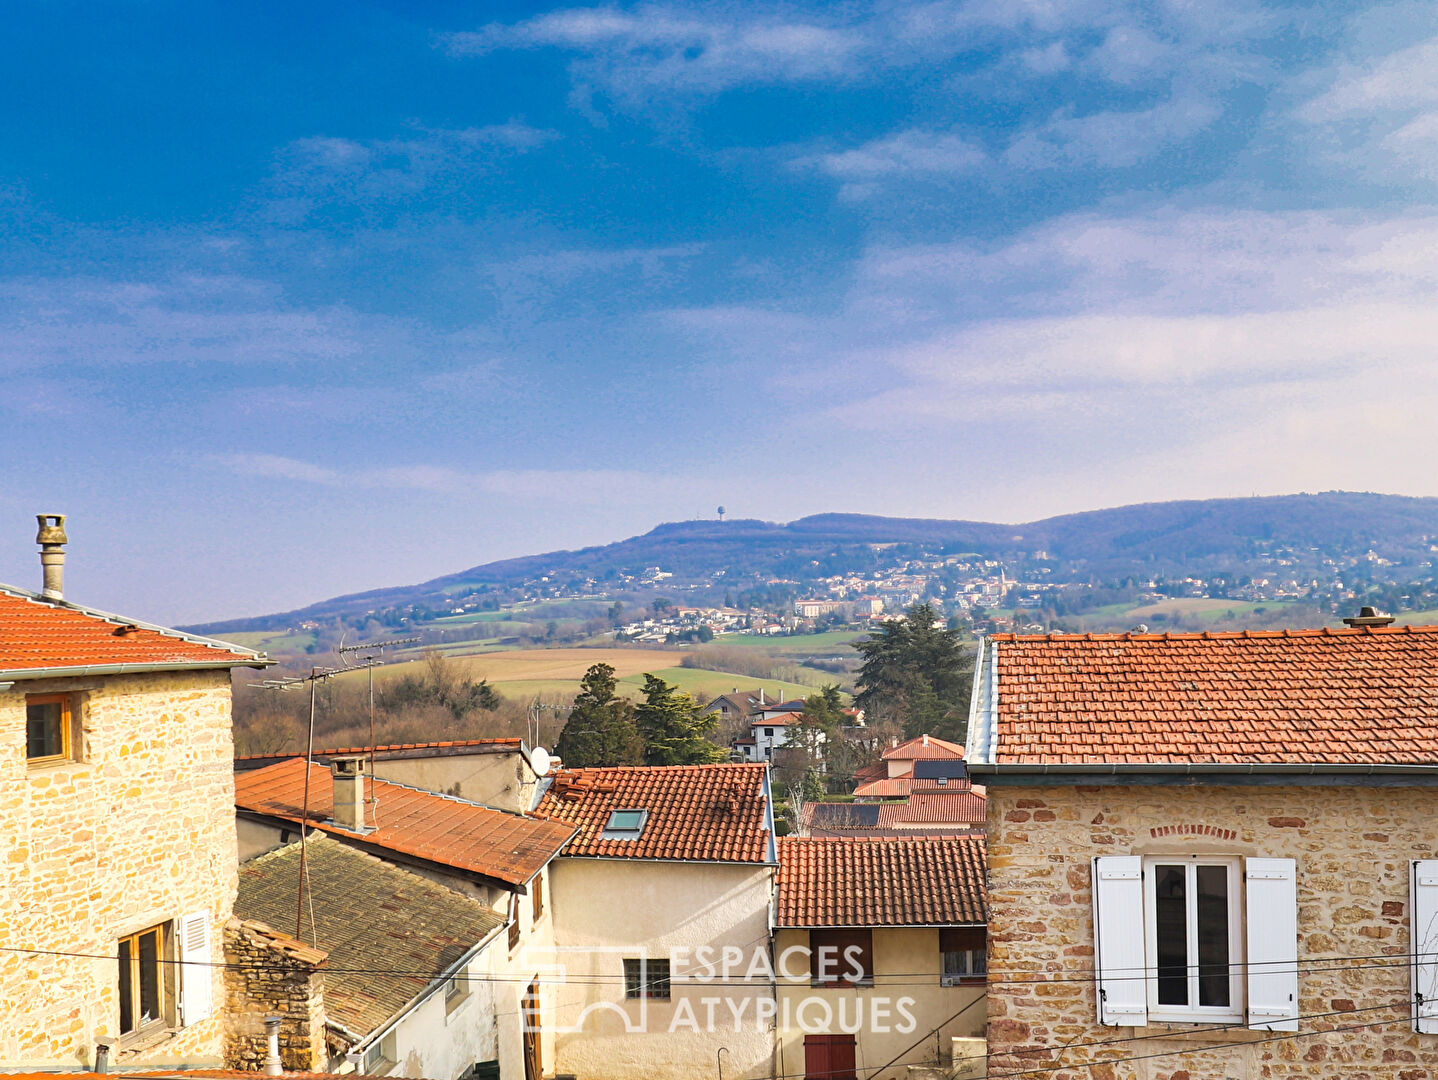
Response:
[[529, 746, 552, 776]]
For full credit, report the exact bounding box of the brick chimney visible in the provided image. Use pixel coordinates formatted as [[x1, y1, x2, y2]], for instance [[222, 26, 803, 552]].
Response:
[[36, 514, 67, 599], [329, 756, 369, 832]]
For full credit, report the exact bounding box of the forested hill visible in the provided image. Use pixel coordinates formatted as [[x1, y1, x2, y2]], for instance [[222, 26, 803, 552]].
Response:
[[189, 492, 1438, 633]]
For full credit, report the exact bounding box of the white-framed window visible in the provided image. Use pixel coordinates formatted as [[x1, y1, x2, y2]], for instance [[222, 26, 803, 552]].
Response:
[[1093, 855, 1297, 1031], [363, 1032, 398, 1075], [940, 927, 986, 986], [1143, 856, 1242, 1024]]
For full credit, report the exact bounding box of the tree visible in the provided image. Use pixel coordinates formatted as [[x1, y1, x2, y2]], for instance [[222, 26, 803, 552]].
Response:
[[853, 603, 974, 743], [635, 674, 727, 766], [380, 649, 499, 721], [556, 663, 643, 767]]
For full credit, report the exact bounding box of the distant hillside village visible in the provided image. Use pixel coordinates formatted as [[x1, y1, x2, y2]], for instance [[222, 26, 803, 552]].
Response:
[[12, 514, 1438, 1080]]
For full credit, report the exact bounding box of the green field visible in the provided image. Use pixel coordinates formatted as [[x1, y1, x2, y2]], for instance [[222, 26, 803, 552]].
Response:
[[216, 628, 318, 653], [328, 646, 818, 705], [710, 630, 867, 654]]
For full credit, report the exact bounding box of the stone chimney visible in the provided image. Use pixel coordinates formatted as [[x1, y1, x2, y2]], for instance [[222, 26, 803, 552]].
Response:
[[329, 756, 369, 832], [1342, 606, 1396, 627], [35, 514, 67, 599]]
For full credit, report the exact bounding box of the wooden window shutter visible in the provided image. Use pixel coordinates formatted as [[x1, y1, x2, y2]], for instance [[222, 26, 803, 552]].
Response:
[[1413, 860, 1438, 1033], [1092, 856, 1147, 1026], [939, 927, 984, 953], [177, 912, 213, 1026], [1245, 858, 1299, 1031]]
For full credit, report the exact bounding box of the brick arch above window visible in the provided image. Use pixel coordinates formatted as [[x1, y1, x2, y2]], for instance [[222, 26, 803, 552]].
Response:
[[1149, 824, 1238, 841]]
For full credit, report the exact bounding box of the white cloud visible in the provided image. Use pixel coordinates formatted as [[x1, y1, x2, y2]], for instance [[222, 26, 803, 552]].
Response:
[[796, 129, 989, 185], [1001, 95, 1220, 168], [1298, 36, 1438, 122], [444, 6, 861, 99]]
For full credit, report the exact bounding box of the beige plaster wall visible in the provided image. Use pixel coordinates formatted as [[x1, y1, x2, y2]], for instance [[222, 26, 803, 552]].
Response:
[[774, 927, 987, 1080], [370, 750, 537, 812], [548, 857, 776, 1080], [0, 670, 238, 1068], [986, 782, 1438, 1080]]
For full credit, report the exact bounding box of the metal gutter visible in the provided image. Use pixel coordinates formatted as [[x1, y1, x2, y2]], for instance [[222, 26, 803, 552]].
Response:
[[0, 658, 272, 681]]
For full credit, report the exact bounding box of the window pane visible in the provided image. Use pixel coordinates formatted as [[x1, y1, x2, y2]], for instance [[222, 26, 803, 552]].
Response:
[[1195, 864, 1231, 1007], [1153, 864, 1188, 1006], [119, 939, 134, 1034], [138, 929, 161, 1024], [26, 702, 64, 759]]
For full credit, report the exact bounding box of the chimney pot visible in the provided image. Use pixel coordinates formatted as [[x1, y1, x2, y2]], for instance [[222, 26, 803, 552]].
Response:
[[263, 1016, 283, 1076], [329, 756, 369, 832], [35, 513, 67, 600], [1342, 606, 1396, 627]]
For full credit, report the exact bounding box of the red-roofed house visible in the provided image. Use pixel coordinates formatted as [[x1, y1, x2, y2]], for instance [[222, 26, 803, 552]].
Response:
[[968, 627, 1438, 1079], [236, 736, 548, 811], [0, 519, 272, 1070], [235, 756, 575, 1079], [774, 836, 987, 1076], [534, 764, 778, 1080]]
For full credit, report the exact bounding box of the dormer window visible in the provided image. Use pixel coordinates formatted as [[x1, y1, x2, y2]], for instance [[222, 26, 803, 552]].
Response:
[[602, 809, 648, 840]]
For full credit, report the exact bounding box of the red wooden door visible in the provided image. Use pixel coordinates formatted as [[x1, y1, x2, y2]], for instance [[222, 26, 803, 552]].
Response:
[[804, 1034, 857, 1080]]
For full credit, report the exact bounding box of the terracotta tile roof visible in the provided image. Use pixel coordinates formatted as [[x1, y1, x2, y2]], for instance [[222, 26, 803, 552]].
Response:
[[536, 764, 774, 863], [973, 626, 1438, 766], [235, 758, 575, 886], [881, 734, 965, 761], [237, 835, 505, 1038], [875, 791, 987, 827], [854, 775, 976, 797], [852, 776, 915, 797], [775, 836, 986, 927], [852, 761, 888, 785], [0, 582, 270, 677]]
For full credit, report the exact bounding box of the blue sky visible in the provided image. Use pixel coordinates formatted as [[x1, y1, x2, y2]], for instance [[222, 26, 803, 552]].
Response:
[[3, 0, 1438, 622]]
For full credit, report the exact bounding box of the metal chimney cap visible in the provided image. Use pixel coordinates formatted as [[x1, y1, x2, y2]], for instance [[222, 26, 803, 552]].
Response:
[[1342, 606, 1396, 627]]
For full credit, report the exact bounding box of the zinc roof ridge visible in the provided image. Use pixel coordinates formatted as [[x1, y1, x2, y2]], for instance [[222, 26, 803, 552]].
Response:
[[989, 624, 1438, 643]]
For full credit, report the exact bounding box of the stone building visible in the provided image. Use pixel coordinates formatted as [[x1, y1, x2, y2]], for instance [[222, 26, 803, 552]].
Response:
[[0, 517, 271, 1068], [967, 625, 1438, 1080]]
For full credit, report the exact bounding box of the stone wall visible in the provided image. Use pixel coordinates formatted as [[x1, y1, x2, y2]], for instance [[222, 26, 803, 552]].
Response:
[[986, 782, 1438, 1080], [222, 919, 327, 1071], [0, 669, 238, 1067]]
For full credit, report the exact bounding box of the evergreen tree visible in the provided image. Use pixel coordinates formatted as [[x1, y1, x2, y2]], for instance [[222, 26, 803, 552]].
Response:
[[853, 603, 974, 742], [635, 674, 726, 766], [556, 663, 643, 767]]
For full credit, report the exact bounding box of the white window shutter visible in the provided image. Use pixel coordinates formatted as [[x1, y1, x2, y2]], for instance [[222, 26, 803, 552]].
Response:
[[178, 911, 213, 1026], [1412, 860, 1438, 1033], [1093, 856, 1147, 1026], [1245, 857, 1298, 1031]]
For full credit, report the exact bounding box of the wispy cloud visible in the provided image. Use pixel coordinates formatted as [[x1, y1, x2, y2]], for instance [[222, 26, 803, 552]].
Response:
[[443, 6, 861, 100], [0, 275, 368, 373], [217, 453, 692, 504], [267, 122, 559, 210]]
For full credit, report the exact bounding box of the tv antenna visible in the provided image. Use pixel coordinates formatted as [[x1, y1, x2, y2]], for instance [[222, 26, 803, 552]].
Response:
[[250, 664, 346, 939], [337, 635, 422, 802]]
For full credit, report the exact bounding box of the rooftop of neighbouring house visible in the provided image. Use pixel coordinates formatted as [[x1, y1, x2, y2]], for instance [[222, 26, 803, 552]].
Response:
[[0, 582, 270, 678], [875, 790, 987, 828], [236, 835, 505, 1038], [775, 836, 986, 927], [235, 737, 528, 772], [235, 757, 575, 886], [536, 763, 774, 863], [968, 626, 1438, 768], [881, 734, 965, 761]]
